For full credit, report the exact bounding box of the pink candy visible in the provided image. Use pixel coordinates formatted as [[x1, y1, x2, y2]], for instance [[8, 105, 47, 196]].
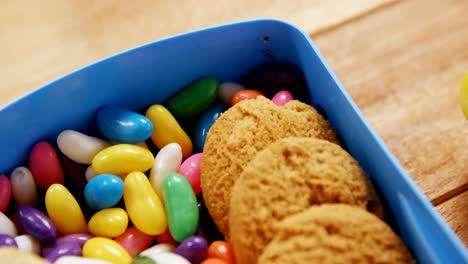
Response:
[[271, 90, 293, 106], [178, 153, 202, 195]]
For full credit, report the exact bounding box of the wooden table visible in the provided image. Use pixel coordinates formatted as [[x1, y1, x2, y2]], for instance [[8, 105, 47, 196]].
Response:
[[1, 0, 467, 246]]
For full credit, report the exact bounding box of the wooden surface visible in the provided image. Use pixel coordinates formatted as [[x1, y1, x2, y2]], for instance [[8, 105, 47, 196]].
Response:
[[1, 0, 467, 245]]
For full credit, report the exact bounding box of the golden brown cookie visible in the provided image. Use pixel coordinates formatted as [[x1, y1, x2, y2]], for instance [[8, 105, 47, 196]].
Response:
[[258, 204, 415, 264], [200, 97, 338, 237], [228, 137, 382, 264], [0, 248, 50, 264]]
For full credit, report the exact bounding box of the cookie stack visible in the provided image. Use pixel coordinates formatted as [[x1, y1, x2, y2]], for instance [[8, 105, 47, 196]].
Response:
[[200, 97, 414, 264]]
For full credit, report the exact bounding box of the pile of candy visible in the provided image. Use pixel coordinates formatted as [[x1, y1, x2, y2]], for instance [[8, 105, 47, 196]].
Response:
[[0, 64, 308, 264]]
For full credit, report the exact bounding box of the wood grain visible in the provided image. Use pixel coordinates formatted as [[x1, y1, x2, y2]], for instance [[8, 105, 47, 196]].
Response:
[[437, 191, 468, 246]]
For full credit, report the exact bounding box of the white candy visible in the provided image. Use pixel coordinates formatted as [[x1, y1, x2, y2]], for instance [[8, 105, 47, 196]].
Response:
[[0, 211, 17, 237], [15, 235, 40, 254], [55, 256, 112, 264], [10, 166, 37, 206], [219, 82, 245, 105], [57, 130, 110, 164], [140, 243, 175, 257], [149, 143, 183, 200], [142, 252, 190, 264], [85, 166, 98, 181]]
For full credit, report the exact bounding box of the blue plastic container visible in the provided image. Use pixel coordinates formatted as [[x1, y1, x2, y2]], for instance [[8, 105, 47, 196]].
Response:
[[0, 19, 466, 263]]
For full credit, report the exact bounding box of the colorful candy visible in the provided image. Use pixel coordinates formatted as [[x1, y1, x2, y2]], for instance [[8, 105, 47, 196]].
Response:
[[149, 143, 183, 200], [207, 241, 236, 264], [156, 227, 178, 246], [29, 141, 64, 189], [0, 234, 17, 248], [55, 256, 113, 264], [174, 236, 208, 264], [163, 172, 199, 242], [85, 166, 98, 181], [92, 144, 154, 176], [84, 174, 124, 210], [57, 130, 110, 164], [178, 153, 202, 195], [0, 175, 11, 212], [141, 252, 191, 264], [140, 243, 176, 257], [83, 237, 132, 264], [194, 104, 226, 152], [0, 212, 17, 237], [201, 258, 228, 264], [271, 90, 293, 106], [97, 106, 153, 144], [231, 89, 264, 105], [218, 82, 245, 106], [10, 167, 37, 206], [115, 226, 155, 256], [45, 184, 88, 235], [45, 242, 82, 262], [88, 208, 128, 238], [167, 77, 220, 118], [16, 206, 57, 244], [15, 234, 41, 254], [55, 234, 91, 248], [124, 172, 167, 235], [145, 104, 193, 158]]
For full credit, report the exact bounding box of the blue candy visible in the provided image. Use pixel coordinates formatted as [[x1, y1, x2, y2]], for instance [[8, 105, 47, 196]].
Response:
[[194, 103, 227, 152], [84, 174, 124, 210], [97, 105, 153, 143]]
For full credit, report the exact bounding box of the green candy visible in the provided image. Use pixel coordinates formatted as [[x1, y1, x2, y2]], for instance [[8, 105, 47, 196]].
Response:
[[163, 172, 199, 242], [167, 78, 220, 118]]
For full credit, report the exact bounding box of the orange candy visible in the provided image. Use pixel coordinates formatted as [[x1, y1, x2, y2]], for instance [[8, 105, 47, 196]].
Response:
[[207, 241, 236, 264], [231, 90, 264, 105], [201, 258, 229, 264]]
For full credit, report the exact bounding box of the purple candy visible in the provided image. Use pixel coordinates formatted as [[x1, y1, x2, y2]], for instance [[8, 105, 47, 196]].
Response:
[[0, 234, 18, 248], [174, 235, 208, 264], [45, 242, 81, 263], [56, 233, 91, 248], [17, 205, 57, 244]]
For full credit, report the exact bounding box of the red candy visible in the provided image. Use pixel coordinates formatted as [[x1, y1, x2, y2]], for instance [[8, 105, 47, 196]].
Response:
[[115, 226, 155, 256], [201, 258, 229, 264], [231, 90, 264, 105], [0, 175, 11, 212], [156, 227, 178, 246], [207, 241, 236, 264], [29, 142, 64, 189]]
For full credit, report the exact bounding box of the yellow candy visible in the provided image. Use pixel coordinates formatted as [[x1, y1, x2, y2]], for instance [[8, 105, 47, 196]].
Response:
[[83, 237, 131, 264], [45, 184, 88, 235], [92, 144, 154, 176], [124, 171, 167, 235], [88, 208, 128, 238], [461, 71, 468, 119], [145, 104, 193, 158]]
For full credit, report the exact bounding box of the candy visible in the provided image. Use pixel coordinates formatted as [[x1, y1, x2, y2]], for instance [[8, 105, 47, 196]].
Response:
[[88, 208, 128, 238], [0, 211, 17, 236], [271, 90, 293, 106], [462, 71, 468, 119], [163, 172, 199, 242], [149, 143, 183, 200], [92, 144, 154, 176], [156, 227, 178, 246], [97, 106, 153, 144], [83, 237, 132, 264], [45, 184, 88, 235], [167, 78, 220, 118], [55, 234, 91, 248], [124, 172, 167, 235], [231, 89, 264, 105], [218, 82, 245, 106], [85, 166, 98, 181], [0, 175, 11, 212], [178, 153, 202, 195], [194, 104, 226, 152], [45, 242, 81, 262], [141, 252, 191, 264], [140, 243, 176, 257], [174, 236, 208, 264], [115, 226, 155, 256], [15, 234, 41, 254], [201, 258, 228, 264], [207, 241, 235, 264], [29, 141, 64, 189], [57, 130, 110, 164], [84, 174, 124, 210], [55, 256, 112, 264], [0, 234, 17, 248], [145, 104, 193, 158], [17, 206, 57, 244], [10, 167, 37, 206]]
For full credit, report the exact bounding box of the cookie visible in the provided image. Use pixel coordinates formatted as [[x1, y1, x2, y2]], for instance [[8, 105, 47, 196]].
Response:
[[0, 248, 49, 264], [228, 137, 382, 264], [200, 96, 338, 237], [258, 204, 415, 264]]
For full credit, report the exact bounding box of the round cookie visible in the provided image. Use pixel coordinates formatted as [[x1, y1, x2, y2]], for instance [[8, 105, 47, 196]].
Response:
[[0, 248, 50, 264], [200, 96, 338, 237], [258, 204, 415, 264], [228, 137, 382, 264]]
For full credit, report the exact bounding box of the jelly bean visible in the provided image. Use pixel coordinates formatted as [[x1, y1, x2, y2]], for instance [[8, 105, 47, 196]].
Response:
[[0, 234, 17, 248], [231, 89, 264, 105], [45, 184, 88, 235], [145, 104, 193, 158], [167, 78, 220, 118], [56, 234, 91, 248], [124, 172, 167, 235], [163, 172, 199, 242], [10, 167, 37, 206], [15, 234, 41, 254], [84, 174, 124, 210], [201, 258, 228, 264], [142, 252, 191, 264], [156, 227, 178, 246], [271, 90, 293, 106], [111, 141, 149, 149], [85, 166, 98, 181], [29, 141, 64, 189], [140, 243, 176, 257], [174, 236, 208, 264], [55, 256, 113, 264], [115, 226, 154, 257], [57, 130, 111, 164], [462, 71, 468, 119], [207, 241, 235, 264], [97, 106, 153, 144], [92, 144, 154, 176], [89, 208, 128, 238], [218, 82, 245, 106], [0, 211, 17, 236], [0, 175, 11, 212], [17, 206, 57, 244], [83, 237, 132, 264], [178, 153, 202, 195], [45, 242, 81, 262], [132, 255, 157, 264], [149, 143, 183, 200], [194, 104, 227, 152]]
